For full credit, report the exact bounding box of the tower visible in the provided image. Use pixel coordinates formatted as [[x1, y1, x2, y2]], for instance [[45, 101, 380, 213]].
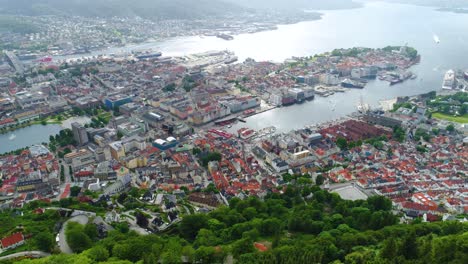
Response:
[[71, 122, 89, 146]]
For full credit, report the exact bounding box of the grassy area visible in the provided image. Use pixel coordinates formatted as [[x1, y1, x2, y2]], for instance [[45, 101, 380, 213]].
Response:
[[97, 111, 112, 123], [31, 120, 62, 125], [432, 112, 468, 123], [0, 243, 31, 257]]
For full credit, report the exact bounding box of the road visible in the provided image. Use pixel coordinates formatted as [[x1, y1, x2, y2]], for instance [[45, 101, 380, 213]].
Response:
[[121, 212, 149, 235], [0, 251, 50, 260], [58, 215, 89, 253]]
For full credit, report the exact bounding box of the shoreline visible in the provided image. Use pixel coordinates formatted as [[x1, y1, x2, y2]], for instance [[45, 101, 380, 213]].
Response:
[[46, 14, 325, 61], [0, 116, 91, 135]]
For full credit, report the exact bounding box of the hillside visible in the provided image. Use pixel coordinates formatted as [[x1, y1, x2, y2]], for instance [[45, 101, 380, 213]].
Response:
[[223, 0, 362, 10], [0, 186, 466, 264], [0, 0, 247, 20]]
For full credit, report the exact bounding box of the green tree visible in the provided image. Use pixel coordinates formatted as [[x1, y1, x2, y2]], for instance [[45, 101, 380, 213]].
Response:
[[194, 229, 220, 247], [446, 124, 455, 132], [34, 231, 55, 252], [66, 224, 92, 253], [70, 186, 81, 197], [380, 237, 397, 260], [84, 223, 98, 241], [194, 246, 225, 263], [200, 152, 222, 167], [315, 175, 325, 186], [367, 195, 392, 211], [400, 232, 418, 260], [393, 126, 406, 142], [85, 245, 109, 262], [60, 165, 65, 182], [179, 214, 209, 241], [336, 137, 348, 150], [117, 130, 124, 139]]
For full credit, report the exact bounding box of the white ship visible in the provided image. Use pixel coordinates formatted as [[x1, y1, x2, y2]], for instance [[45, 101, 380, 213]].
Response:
[[442, 69, 456, 90], [433, 34, 440, 44], [357, 96, 370, 113], [9, 134, 16, 140]]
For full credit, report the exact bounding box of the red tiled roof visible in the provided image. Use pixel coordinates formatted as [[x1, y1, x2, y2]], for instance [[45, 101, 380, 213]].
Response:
[[0, 118, 14, 125], [254, 242, 268, 252], [1, 232, 24, 248]]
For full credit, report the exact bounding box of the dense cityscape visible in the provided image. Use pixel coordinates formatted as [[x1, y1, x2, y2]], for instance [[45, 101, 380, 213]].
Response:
[[0, 0, 467, 263]]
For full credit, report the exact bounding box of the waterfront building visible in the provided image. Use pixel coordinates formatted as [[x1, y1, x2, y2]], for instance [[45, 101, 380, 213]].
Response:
[[220, 96, 260, 113]]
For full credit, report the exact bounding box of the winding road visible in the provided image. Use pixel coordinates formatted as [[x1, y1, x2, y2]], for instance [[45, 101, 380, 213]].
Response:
[[0, 251, 50, 261], [58, 215, 89, 253]]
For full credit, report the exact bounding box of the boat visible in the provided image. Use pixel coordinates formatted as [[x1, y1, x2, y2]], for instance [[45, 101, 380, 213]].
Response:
[[357, 96, 370, 113], [442, 69, 456, 89], [134, 50, 162, 60], [224, 56, 238, 64], [214, 117, 237, 126], [282, 96, 296, 106], [8, 134, 16, 140], [341, 78, 365, 89], [243, 109, 256, 117], [237, 128, 256, 140], [433, 34, 440, 44], [389, 78, 403, 86], [216, 33, 234, 41]]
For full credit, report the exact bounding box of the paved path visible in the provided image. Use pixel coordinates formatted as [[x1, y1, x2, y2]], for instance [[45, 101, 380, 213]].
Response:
[[59, 215, 89, 253], [0, 251, 50, 260]]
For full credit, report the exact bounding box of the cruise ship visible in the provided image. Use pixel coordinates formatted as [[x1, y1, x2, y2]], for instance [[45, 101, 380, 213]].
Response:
[[134, 51, 162, 60], [442, 69, 456, 90], [341, 78, 365, 89]]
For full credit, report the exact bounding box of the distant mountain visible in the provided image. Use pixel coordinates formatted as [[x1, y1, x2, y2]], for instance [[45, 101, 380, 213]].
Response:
[[0, 0, 247, 19], [223, 0, 362, 10], [377, 0, 468, 8]]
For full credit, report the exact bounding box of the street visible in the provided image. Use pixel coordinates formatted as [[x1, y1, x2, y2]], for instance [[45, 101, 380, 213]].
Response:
[[58, 214, 89, 254]]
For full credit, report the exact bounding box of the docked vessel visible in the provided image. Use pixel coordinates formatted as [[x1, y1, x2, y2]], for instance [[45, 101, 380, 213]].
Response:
[[341, 78, 365, 89], [357, 96, 370, 113], [282, 96, 296, 106], [134, 51, 162, 60], [215, 117, 237, 126], [224, 56, 238, 64], [442, 69, 456, 89], [389, 78, 403, 86], [237, 128, 256, 140], [216, 34, 234, 41], [243, 109, 256, 117]]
